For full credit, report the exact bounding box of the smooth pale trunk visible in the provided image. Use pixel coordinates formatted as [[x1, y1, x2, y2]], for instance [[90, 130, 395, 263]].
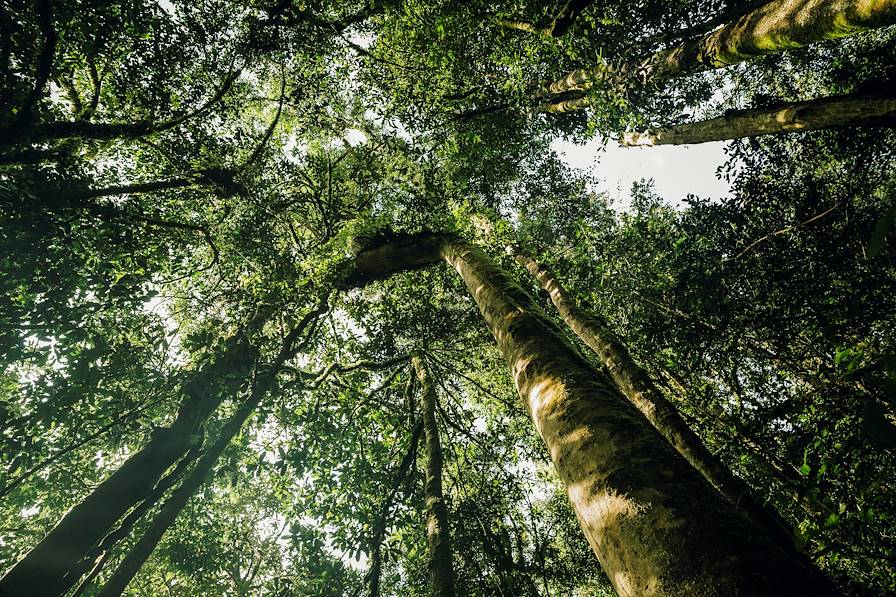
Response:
[[513, 252, 798, 553], [547, 0, 896, 96], [438, 240, 837, 596], [413, 357, 456, 597], [0, 333, 256, 597], [621, 94, 896, 145]]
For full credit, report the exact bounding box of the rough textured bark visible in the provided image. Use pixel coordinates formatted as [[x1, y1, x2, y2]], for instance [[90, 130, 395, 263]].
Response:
[[547, 0, 896, 96], [436, 240, 838, 596], [0, 330, 258, 597], [621, 93, 896, 145], [413, 357, 456, 597], [287, 231, 840, 595], [94, 312, 320, 597], [340, 231, 449, 289], [512, 251, 799, 554]]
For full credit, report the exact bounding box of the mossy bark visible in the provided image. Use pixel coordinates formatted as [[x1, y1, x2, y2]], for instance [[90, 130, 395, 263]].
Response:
[[0, 332, 258, 597], [512, 251, 800, 555], [413, 357, 456, 597], [439, 240, 838, 597], [492, 0, 594, 37], [621, 94, 896, 145], [331, 231, 839, 595], [547, 0, 896, 97]]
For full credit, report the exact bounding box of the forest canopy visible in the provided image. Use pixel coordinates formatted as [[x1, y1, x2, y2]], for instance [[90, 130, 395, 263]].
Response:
[[1, 0, 895, 595]]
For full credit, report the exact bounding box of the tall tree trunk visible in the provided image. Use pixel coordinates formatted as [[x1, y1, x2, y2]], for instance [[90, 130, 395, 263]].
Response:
[[547, 0, 896, 97], [412, 356, 456, 597], [431, 239, 837, 596], [511, 251, 799, 553], [0, 239, 434, 596], [0, 328, 259, 597], [94, 311, 320, 597], [347, 231, 839, 595], [620, 93, 896, 145], [64, 445, 202, 597]]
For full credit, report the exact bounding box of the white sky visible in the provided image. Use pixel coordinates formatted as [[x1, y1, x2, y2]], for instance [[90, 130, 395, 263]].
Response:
[[553, 138, 732, 210]]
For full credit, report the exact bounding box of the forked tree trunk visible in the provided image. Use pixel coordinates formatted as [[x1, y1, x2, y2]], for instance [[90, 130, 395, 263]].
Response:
[[64, 445, 201, 597], [511, 251, 799, 553], [94, 392, 262, 597], [93, 313, 320, 597], [282, 231, 841, 595], [1, 240, 439, 596], [433, 239, 837, 596], [413, 356, 456, 597], [0, 330, 259, 597], [621, 93, 896, 145], [547, 0, 896, 97]]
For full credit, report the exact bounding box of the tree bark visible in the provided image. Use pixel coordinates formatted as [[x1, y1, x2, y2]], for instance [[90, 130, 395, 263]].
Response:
[[0, 329, 258, 597], [0, 237, 448, 595], [413, 356, 456, 597], [547, 0, 896, 97], [434, 240, 838, 596], [621, 93, 896, 145], [320, 231, 842, 595], [93, 310, 321, 597], [512, 251, 799, 554], [63, 444, 201, 597]]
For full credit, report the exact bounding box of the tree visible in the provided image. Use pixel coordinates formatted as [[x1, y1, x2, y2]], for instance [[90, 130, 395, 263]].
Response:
[[546, 0, 896, 97], [349, 233, 837, 596], [620, 93, 896, 145], [2, 0, 895, 594], [511, 250, 798, 554], [413, 356, 456, 597]]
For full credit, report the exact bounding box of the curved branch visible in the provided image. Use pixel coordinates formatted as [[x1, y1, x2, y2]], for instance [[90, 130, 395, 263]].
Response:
[[364, 420, 423, 597], [1, 66, 242, 147]]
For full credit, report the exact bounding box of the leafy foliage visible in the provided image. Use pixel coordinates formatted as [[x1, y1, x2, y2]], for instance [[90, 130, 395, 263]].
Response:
[[1, 0, 895, 595]]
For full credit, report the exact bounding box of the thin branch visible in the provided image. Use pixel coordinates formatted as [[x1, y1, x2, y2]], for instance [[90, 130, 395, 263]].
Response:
[[238, 70, 287, 175], [723, 202, 843, 262], [0, 394, 169, 497]]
